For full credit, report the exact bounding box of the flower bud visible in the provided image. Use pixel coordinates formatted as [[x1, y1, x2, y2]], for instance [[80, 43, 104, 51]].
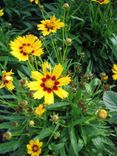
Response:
[[97, 109, 108, 119], [19, 100, 28, 107], [3, 131, 12, 141], [63, 3, 70, 9], [19, 78, 28, 87], [65, 38, 72, 46], [29, 120, 35, 127], [100, 73, 108, 81], [54, 132, 60, 140], [50, 114, 59, 123]]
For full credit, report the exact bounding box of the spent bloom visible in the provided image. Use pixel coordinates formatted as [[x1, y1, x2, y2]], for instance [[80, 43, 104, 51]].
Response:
[[10, 34, 44, 61], [35, 104, 46, 116], [112, 64, 117, 80], [0, 70, 14, 91], [28, 62, 71, 104], [37, 16, 64, 36], [27, 139, 43, 156], [92, 0, 110, 4], [0, 9, 4, 17], [30, 0, 39, 4]]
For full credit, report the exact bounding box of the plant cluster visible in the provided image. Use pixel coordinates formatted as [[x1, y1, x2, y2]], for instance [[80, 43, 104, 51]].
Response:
[[0, 0, 117, 156]]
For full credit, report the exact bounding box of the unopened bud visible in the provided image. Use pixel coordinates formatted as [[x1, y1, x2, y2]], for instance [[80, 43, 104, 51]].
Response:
[[54, 132, 60, 140], [63, 3, 70, 9], [19, 78, 28, 87], [19, 100, 28, 107], [97, 109, 108, 119], [65, 38, 72, 46], [50, 114, 59, 123], [3, 131, 12, 141], [29, 120, 35, 127]]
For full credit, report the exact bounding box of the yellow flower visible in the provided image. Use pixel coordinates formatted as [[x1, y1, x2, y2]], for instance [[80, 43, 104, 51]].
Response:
[[35, 104, 46, 116], [27, 139, 43, 156], [92, 0, 110, 4], [10, 34, 44, 61], [30, 0, 39, 4], [112, 64, 117, 80], [28, 62, 71, 104], [37, 16, 64, 36], [0, 9, 4, 17], [0, 70, 14, 91]]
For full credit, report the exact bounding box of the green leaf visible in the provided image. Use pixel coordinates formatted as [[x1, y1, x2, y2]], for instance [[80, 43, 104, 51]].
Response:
[[0, 141, 20, 154], [47, 102, 69, 110], [69, 127, 79, 156], [103, 91, 117, 112]]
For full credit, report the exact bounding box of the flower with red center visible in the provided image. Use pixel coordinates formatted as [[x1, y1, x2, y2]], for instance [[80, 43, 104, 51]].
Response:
[[10, 34, 44, 61], [37, 16, 64, 36], [28, 62, 71, 104], [92, 0, 110, 4], [27, 139, 43, 156], [0, 70, 14, 90]]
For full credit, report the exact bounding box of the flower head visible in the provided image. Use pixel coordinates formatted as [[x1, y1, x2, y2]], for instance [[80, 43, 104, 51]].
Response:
[[92, 0, 110, 4], [0, 70, 14, 90], [10, 34, 44, 61], [27, 139, 43, 156], [28, 62, 71, 104], [112, 64, 117, 80], [30, 0, 39, 4], [35, 104, 46, 116], [0, 9, 4, 17], [37, 16, 64, 36]]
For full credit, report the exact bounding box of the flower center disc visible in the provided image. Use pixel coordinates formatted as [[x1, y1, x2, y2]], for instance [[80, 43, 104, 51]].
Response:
[[45, 79, 54, 89], [32, 145, 39, 152]]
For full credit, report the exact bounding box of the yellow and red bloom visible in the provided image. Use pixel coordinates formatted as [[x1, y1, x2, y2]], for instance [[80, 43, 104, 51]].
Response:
[[28, 62, 71, 104], [0, 70, 14, 91], [92, 0, 110, 4], [27, 139, 43, 156], [35, 104, 46, 116], [30, 0, 39, 4], [37, 16, 64, 36], [112, 64, 117, 80], [10, 34, 44, 61], [0, 9, 4, 17]]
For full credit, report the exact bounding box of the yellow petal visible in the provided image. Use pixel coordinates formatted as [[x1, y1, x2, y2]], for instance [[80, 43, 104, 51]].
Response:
[[112, 74, 117, 80], [52, 64, 63, 79], [54, 88, 68, 99], [31, 71, 43, 80], [58, 76, 71, 86], [28, 81, 41, 90], [33, 90, 45, 99], [44, 92, 54, 104], [6, 82, 15, 91]]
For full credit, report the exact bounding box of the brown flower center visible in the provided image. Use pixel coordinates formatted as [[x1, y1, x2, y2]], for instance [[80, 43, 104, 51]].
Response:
[[32, 145, 39, 152], [45, 22, 55, 31], [40, 74, 60, 93], [97, 0, 104, 2]]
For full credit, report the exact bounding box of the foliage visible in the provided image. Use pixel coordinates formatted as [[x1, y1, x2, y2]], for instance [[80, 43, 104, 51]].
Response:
[[0, 0, 117, 156]]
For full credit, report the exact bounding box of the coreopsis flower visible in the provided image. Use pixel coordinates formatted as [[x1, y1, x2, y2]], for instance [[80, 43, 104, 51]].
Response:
[[92, 0, 110, 4], [0, 9, 4, 17], [30, 0, 39, 4], [0, 70, 14, 90], [27, 139, 43, 156], [10, 34, 44, 61], [35, 104, 46, 116], [28, 62, 71, 104], [37, 16, 64, 36], [112, 64, 117, 80]]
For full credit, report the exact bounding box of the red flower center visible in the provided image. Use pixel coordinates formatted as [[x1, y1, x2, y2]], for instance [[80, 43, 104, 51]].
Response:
[[19, 43, 34, 56], [40, 74, 60, 93]]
